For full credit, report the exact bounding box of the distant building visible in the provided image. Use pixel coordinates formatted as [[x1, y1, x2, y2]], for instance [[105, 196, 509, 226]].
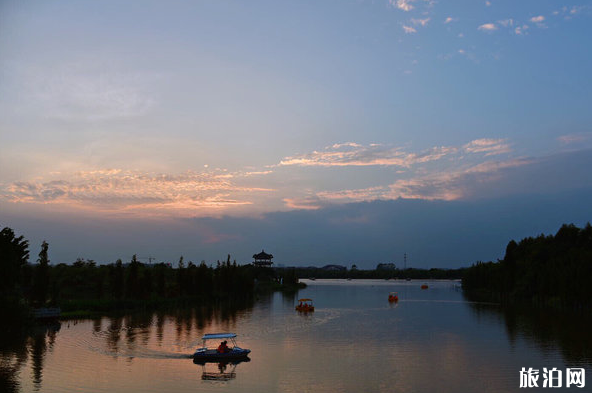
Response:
[[322, 264, 347, 271], [377, 263, 397, 270], [253, 250, 273, 267]]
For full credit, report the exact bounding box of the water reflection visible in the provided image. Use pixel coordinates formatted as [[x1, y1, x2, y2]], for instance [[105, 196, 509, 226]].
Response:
[[465, 296, 592, 367], [0, 322, 60, 393], [0, 299, 253, 393], [4, 282, 592, 393], [193, 358, 250, 382]]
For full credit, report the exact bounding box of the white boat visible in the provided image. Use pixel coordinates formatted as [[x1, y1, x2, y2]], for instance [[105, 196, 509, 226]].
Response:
[[193, 333, 251, 363]]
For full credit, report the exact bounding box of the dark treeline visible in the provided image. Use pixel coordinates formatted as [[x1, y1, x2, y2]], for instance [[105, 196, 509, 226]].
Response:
[[0, 225, 293, 319], [463, 223, 592, 309], [285, 266, 465, 280]]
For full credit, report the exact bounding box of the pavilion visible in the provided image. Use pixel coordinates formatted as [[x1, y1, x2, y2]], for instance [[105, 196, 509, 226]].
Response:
[[252, 250, 273, 267]]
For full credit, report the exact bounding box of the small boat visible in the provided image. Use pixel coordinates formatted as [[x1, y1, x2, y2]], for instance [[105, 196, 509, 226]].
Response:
[[388, 292, 399, 302], [295, 298, 315, 312], [193, 333, 251, 362], [421, 284, 429, 289]]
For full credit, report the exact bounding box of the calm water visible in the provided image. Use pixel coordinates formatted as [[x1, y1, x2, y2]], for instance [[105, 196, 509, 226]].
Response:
[[3, 280, 592, 392]]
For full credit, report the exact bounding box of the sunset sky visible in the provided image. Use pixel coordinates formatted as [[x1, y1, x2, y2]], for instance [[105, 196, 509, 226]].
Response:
[[1, 0, 591, 268]]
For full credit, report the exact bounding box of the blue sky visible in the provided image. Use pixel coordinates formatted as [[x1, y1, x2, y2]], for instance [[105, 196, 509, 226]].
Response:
[[0, 0, 591, 268]]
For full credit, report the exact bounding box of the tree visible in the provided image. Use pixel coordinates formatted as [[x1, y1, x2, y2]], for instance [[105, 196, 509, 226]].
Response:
[[125, 254, 141, 298], [33, 241, 50, 304], [0, 226, 29, 295], [109, 259, 124, 299]]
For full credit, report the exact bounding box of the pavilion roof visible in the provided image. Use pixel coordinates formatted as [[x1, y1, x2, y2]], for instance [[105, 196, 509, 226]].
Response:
[[253, 250, 273, 259]]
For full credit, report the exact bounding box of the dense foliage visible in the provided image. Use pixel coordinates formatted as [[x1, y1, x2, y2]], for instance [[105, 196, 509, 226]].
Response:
[[462, 223, 592, 308], [0, 225, 272, 315], [287, 266, 465, 280]]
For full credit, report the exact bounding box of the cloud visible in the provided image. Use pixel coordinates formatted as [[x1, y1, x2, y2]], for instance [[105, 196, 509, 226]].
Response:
[[390, 0, 434, 12], [392, 0, 414, 12], [411, 18, 430, 27], [283, 196, 323, 210], [316, 186, 388, 203], [514, 25, 529, 35], [278, 143, 457, 168], [530, 15, 545, 23], [463, 138, 511, 156], [444, 17, 457, 24], [402, 25, 417, 34], [558, 133, 592, 145], [278, 139, 513, 170], [478, 23, 498, 31], [0, 169, 274, 216], [317, 157, 534, 203]]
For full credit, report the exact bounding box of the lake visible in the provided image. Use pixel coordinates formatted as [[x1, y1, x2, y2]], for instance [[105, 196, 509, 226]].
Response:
[[2, 279, 592, 392]]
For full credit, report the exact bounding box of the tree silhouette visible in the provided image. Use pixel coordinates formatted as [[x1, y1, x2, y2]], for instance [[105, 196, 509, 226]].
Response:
[[0, 226, 30, 295], [33, 241, 50, 305]]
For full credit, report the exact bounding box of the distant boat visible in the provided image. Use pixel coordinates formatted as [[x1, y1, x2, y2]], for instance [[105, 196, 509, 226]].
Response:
[[421, 284, 429, 289], [193, 333, 251, 362], [388, 292, 399, 302], [296, 298, 315, 312]]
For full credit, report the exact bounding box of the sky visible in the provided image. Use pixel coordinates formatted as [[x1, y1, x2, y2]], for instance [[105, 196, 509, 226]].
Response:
[[1, 0, 591, 268]]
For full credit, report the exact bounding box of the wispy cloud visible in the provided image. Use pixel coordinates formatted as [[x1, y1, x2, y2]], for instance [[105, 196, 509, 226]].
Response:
[[390, 0, 434, 12], [392, 0, 414, 12], [279, 139, 510, 169], [463, 138, 511, 156], [402, 25, 417, 34], [530, 15, 545, 23], [514, 25, 529, 35], [558, 133, 592, 145], [278, 143, 458, 168], [0, 169, 274, 216], [283, 196, 323, 210], [478, 23, 498, 32], [411, 18, 430, 27], [312, 157, 533, 203]]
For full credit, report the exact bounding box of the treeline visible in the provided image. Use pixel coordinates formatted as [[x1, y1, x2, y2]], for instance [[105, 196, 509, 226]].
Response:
[[286, 266, 465, 280], [0, 225, 283, 316], [462, 223, 592, 309]]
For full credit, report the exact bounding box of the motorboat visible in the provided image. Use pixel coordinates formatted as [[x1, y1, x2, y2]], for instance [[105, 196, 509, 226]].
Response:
[[388, 292, 399, 302], [421, 284, 429, 289], [295, 298, 314, 312], [193, 333, 251, 362]]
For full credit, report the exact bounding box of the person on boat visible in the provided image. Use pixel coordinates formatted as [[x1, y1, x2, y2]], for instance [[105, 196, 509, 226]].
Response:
[[217, 341, 230, 353]]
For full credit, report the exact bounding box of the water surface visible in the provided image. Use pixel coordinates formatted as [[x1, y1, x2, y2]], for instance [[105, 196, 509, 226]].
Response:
[[2, 280, 590, 392]]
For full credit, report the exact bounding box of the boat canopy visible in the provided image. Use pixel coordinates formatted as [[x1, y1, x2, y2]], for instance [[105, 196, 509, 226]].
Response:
[[298, 298, 313, 302], [202, 333, 237, 340]]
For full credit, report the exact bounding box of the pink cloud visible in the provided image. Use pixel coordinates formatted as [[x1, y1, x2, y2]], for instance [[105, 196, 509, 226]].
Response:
[[402, 25, 417, 34], [478, 23, 497, 31], [463, 138, 511, 156]]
